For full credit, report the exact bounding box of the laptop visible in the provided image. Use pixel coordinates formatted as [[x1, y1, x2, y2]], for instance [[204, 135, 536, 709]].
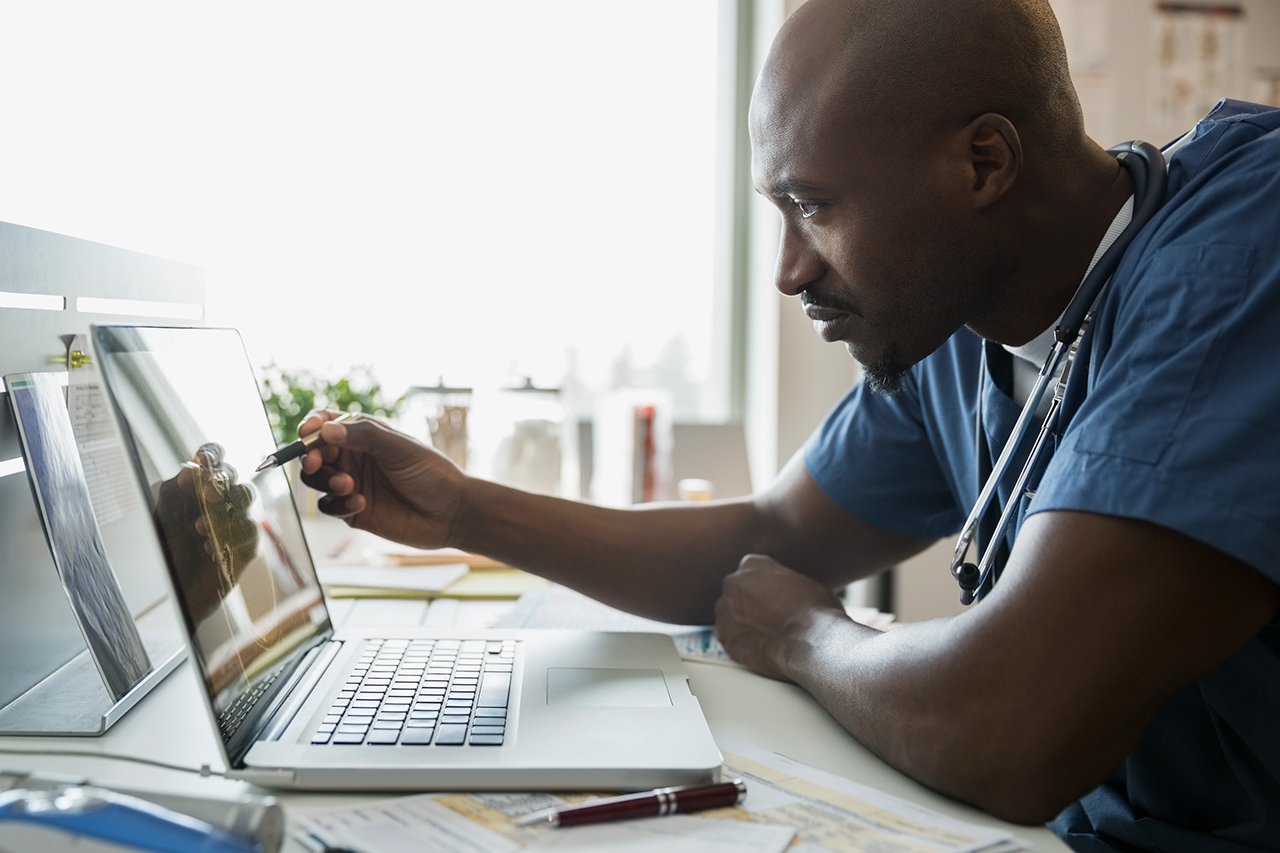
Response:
[[91, 325, 721, 791]]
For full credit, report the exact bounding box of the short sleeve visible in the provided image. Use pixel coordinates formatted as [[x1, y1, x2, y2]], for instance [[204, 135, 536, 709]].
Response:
[[1032, 126, 1280, 586], [805, 360, 969, 540]]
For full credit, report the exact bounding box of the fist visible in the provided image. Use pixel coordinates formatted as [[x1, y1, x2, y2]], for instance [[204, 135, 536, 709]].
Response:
[[714, 554, 845, 681]]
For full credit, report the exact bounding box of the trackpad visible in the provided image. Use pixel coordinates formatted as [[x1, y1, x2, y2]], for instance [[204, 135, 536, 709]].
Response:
[[546, 668, 672, 707]]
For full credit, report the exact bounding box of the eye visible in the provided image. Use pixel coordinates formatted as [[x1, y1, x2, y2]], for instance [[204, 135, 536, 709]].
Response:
[[793, 199, 822, 219]]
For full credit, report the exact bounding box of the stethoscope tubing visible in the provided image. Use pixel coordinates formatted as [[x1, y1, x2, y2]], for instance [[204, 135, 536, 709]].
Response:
[[949, 140, 1168, 604]]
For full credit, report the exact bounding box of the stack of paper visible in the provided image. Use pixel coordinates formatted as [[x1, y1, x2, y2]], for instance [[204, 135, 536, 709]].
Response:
[[295, 747, 1024, 853], [314, 564, 469, 597], [326, 528, 510, 570]]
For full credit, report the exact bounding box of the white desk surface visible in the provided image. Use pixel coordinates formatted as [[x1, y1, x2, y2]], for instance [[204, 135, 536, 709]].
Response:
[[0, 598, 1069, 852]]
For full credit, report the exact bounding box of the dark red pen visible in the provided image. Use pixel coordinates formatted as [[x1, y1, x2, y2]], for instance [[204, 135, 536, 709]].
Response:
[[515, 779, 747, 828]]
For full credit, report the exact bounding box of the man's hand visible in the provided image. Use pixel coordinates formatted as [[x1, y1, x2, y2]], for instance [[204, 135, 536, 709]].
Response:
[[298, 411, 468, 550], [154, 443, 258, 625], [715, 554, 851, 681]]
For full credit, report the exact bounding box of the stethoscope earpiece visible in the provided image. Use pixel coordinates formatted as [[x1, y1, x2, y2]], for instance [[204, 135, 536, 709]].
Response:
[[953, 562, 980, 605]]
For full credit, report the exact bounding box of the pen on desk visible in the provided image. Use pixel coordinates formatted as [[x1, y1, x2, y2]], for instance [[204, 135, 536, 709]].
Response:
[[515, 779, 746, 828], [256, 413, 356, 472]]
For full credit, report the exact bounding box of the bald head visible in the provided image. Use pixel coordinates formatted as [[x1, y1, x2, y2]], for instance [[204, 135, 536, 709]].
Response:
[[754, 0, 1084, 166], [748, 0, 1129, 393]]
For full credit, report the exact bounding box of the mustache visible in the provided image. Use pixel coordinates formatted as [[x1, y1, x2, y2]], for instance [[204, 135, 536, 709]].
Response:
[[800, 289, 859, 315]]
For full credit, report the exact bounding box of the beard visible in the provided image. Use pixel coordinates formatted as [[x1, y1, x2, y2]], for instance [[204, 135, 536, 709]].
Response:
[[801, 288, 911, 396], [851, 341, 909, 397]]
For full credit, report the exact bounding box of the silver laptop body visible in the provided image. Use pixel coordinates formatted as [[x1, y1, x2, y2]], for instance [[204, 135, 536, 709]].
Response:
[[92, 325, 721, 790]]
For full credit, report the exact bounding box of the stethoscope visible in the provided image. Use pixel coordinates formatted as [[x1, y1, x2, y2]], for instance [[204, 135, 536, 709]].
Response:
[[949, 140, 1169, 605]]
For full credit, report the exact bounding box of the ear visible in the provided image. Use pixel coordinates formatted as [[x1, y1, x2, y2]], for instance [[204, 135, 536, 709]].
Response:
[[960, 113, 1021, 210]]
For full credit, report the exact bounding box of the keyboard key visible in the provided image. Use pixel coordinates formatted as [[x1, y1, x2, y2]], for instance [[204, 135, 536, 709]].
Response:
[[372, 720, 403, 730], [435, 724, 468, 745], [338, 723, 370, 733], [478, 673, 511, 708], [311, 732, 333, 744], [474, 707, 506, 718], [332, 732, 365, 744], [471, 725, 505, 736], [317, 723, 337, 733], [441, 714, 471, 725], [469, 734, 504, 746], [405, 719, 436, 727]]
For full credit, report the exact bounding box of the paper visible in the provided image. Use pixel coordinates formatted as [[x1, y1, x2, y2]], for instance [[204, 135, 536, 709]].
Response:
[[66, 335, 142, 527], [1148, 4, 1245, 144], [295, 748, 1022, 853], [325, 527, 510, 569], [325, 568, 553, 601], [296, 791, 795, 853], [723, 747, 1023, 853], [315, 563, 469, 593]]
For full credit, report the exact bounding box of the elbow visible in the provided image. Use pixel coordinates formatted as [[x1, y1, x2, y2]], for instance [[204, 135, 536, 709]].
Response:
[[937, 748, 1091, 826], [973, 785, 1072, 826], [906, 726, 1094, 826]]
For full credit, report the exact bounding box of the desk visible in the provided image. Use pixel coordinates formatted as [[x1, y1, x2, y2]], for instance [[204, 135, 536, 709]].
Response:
[[0, 599, 1069, 852]]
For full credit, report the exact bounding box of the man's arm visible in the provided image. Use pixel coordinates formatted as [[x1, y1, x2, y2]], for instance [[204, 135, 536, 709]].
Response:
[[716, 509, 1280, 823], [299, 412, 933, 624], [451, 452, 933, 624]]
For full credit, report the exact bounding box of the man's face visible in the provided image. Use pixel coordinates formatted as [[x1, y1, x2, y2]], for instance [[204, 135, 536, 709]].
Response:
[[750, 85, 991, 394]]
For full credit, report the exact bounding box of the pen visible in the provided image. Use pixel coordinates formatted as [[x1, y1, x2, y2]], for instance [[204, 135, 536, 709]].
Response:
[[515, 779, 746, 828], [256, 413, 357, 472]]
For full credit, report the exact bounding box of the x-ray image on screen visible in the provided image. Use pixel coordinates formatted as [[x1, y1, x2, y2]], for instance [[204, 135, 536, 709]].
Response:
[[94, 327, 329, 714], [4, 372, 152, 700]]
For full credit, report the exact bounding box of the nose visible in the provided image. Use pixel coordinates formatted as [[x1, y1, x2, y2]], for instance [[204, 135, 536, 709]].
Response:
[[774, 218, 825, 297]]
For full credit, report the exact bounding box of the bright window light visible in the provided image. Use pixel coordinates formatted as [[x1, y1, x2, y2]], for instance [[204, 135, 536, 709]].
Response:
[[77, 297, 203, 320], [0, 457, 25, 480], [0, 1, 723, 419], [0, 291, 64, 312]]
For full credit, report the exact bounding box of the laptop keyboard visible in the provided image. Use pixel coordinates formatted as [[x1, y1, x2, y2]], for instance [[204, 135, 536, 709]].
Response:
[[311, 638, 514, 747], [218, 665, 285, 741]]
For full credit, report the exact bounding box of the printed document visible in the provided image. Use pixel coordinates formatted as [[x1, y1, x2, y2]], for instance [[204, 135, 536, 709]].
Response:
[[295, 747, 1023, 853]]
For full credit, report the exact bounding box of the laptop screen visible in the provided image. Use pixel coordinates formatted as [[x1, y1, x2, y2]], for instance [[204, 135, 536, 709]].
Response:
[[94, 326, 331, 721]]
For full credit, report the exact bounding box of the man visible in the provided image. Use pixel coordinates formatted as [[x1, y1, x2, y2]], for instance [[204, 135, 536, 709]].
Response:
[[299, 1, 1280, 849]]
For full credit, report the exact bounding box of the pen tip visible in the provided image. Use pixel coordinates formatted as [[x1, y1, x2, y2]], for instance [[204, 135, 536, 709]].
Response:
[[255, 459, 274, 472], [515, 811, 555, 827]]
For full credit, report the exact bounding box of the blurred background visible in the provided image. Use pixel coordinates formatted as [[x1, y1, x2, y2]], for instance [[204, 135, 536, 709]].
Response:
[[0, 0, 1276, 618]]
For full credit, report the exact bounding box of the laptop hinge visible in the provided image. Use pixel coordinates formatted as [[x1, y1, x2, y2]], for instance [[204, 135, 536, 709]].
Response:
[[225, 634, 337, 769], [259, 639, 344, 743]]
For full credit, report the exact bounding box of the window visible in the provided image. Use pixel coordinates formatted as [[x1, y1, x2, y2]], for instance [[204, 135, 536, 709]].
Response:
[[0, 1, 725, 420]]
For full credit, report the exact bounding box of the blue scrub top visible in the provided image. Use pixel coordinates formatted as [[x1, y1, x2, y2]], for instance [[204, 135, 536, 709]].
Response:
[[805, 100, 1280, 853]]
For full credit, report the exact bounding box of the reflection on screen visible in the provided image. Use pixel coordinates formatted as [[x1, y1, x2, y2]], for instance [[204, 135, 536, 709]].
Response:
[[95, 327, 329, 715]]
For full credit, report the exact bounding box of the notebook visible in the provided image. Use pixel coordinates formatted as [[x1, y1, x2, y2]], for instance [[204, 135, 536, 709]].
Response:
[[92, 324, 721, 790]]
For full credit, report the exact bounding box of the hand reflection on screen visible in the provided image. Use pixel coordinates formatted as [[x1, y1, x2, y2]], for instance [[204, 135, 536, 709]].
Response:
[[155, 443, 259, 625]]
